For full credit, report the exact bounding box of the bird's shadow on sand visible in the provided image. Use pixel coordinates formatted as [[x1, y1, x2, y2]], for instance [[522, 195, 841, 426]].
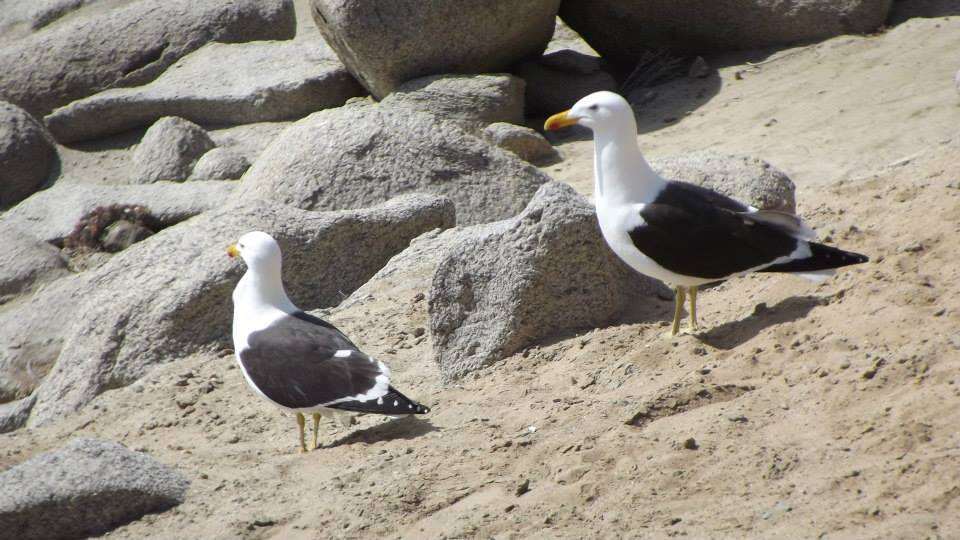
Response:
[[320, 416, 437, 449], [696, 295, 826, 350]]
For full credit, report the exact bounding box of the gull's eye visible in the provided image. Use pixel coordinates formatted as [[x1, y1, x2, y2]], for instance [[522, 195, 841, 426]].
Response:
[[588, 104, 599, 111], [238, 243, 245, 249]]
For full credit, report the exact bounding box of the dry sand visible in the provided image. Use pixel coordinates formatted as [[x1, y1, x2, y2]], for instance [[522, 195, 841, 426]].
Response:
[[2, 14, 960, 540]]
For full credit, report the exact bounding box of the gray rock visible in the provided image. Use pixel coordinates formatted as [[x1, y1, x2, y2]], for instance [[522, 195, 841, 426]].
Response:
[[546, 18, 598, 55], [0, 0, 296, 116], [0, 0, 108, 42], [0, 223, 67, 302], [514, 49, 617, 115], [0, 274, 91, 404], [336, 223, 508, 314], [429, 182, 654, 381], [132, 117, 216, 183], [0, 437, 189, 539], [1, 181, 235, 244], [0, 394, 35, 434], [234, 104, 551, 225], [26, 194, 454, 426], [0, 101, 57, 207], [310, 0, 561, 99], [651, 152, 797, 213], [45, 40, 363, 143], [559, 0, 893, 60], [483, 123, 559, 164], [380, 74, 525, 131], [100, 220, 154, 253], [190, 148, 251, 181]]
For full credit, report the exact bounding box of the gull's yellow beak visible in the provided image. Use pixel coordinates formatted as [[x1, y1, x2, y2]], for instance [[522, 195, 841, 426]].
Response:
[[226, 244, 239, 258], [544, 110, 579, 131]]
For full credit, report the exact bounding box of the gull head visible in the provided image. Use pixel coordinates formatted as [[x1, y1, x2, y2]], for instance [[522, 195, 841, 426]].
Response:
[[544, 91, 636, 133], [227, 231, 282, 272]]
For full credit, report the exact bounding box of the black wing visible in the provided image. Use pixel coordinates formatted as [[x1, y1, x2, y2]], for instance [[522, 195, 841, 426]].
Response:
[[629, 183, 797, 280], [656, 181, 751, 213], [238, 312, 428, 414]]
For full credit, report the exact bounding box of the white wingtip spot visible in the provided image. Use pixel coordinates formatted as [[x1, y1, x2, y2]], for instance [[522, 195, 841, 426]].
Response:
[[393, 400, 399, 406], [334, 349, 352, 358], [408, 404, 413, 409], [377, 397, 383, 405]]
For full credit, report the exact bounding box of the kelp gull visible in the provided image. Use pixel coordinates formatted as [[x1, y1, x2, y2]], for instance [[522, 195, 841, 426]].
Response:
[[227, 231, 429, 452], [544, 91, 868, 336]]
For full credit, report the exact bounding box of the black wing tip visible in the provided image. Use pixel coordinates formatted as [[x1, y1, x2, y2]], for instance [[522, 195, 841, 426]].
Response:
[[328, 388, 431, 415]]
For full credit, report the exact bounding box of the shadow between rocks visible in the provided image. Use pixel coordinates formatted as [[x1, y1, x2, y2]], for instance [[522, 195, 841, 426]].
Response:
[[321, 415, 437, 449], [888, 0, 960, 25], [696, 295, 826, 350]]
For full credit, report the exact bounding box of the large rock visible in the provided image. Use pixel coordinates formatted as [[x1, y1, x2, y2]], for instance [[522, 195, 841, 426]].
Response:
[[482, 122, 559, 164], [0, 274, 92, 404], [45, 40, 363, 143], [131, 117, 215, 183], [0, 224, 67, 302], [190, 148, 251, 181], [234, 103, 551, 225], [429, 182, 654, 381], [0, 0, 109, 42], [0, 0, 296, 116], [0, 102, 57, 208], [25, 194, 454, 427], [651, 152, 797, 213], [1, 181, 236, 244], [310, 0, 561, 99], [380, 74, 525, 131], [559, 0, 893, 60], [0, 438, 189, 539], [514, 49, 617, 115]]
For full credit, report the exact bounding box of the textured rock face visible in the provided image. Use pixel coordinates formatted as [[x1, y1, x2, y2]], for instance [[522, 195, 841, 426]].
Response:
[[651, 152, 797, 213], [429, 182, 655, 381], [234, 103, 551, 225], [380, 74, 525, 131], [0, 101, 57, 208], [309, 0, 561, 98], [0, 438, 189, 539], [1, 181, 236, 243], [0, 395, 35, 434], [0, 223, 67, 302], [22, 195, 454, 427], [190, 148, 251, 181], [482, 122, 559, 164], [514, 49, 617, 115], [0, 0, 296, 116], [0, 0, 109, 42], [45, 40, 363, 143], [132, 117, 216, 183], [559, 0, 893, 60]]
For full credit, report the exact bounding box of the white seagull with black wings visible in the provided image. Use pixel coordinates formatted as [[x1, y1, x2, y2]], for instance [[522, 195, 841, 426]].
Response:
[[227, 231, 429, 452], [545, 91, 868, 336]]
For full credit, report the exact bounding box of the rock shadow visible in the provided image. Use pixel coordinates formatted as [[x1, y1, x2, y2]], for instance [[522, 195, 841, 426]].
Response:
[[321, 415, 437, 449], [889, 0, 960, 25], [696, 295, 825, 350]]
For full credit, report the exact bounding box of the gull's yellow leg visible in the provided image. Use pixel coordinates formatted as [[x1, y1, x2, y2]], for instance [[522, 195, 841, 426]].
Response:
[[312, 413, 321, 451], [688, 286, 700, 331], [671, 286, 687, 336], [296, 413, 307, 453]]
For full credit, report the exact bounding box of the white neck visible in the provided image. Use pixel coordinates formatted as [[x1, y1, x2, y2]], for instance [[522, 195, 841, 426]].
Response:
[[232, 262, 297, 316], [592, 123, 664, 206]]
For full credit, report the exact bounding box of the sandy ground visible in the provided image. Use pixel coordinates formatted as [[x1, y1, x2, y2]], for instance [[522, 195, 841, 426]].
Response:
[[3, 13, 960, 540]]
